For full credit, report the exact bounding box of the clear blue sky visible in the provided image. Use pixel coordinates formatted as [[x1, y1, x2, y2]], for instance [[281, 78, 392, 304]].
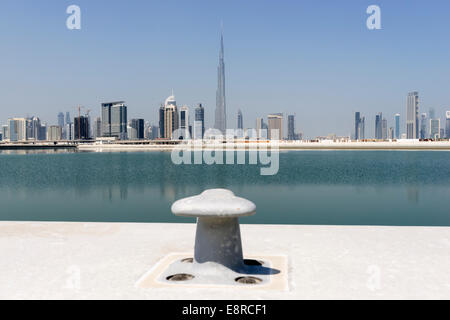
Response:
[[1, 0, 449, 138]]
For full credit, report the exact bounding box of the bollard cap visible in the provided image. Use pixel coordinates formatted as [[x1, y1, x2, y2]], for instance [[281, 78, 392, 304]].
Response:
[[171, 189, 256, 218]]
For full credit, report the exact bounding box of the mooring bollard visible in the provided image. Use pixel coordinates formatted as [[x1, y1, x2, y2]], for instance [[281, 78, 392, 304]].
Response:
[[171, 189, 256, 272]]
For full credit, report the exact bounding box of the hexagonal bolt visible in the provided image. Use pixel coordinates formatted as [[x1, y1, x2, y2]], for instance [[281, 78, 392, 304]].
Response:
[[172, 189, 256, 272]]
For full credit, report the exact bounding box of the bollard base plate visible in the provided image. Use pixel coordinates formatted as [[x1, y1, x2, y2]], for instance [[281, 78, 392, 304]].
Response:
[[136, 253, 288, 291]]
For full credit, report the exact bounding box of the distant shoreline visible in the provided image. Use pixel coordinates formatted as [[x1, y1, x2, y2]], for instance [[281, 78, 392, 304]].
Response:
[[1, 140, 450, 152], [79, 140, 450, 151]]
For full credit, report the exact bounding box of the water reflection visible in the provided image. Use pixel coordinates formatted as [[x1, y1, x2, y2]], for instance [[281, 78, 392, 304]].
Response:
[[0, 151, 449, 225], [406, 186, 420, 204], [0, 149, 77, 155]]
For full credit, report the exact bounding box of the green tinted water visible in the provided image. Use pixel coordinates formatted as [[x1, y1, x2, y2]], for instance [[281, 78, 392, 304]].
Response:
[[0, 150, 449, 226]]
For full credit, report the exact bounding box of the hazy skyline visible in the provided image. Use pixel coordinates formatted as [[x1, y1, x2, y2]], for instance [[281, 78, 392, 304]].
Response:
[[1, 0, 449, 138]]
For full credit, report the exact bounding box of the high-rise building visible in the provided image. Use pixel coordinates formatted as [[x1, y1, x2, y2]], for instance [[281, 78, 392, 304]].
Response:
[[127, 123, 135, 140], [395, 114, 400, 139], [129, 119, 144, 140], [194, 103, 205, 140], [354, 112, 366, 140], [163, 94, 179, 139], [382, 118, 388, 140], [57, 112, 65, 128], [74, 116, 90, 140], [267, 113, 283, 140], [65, 112, 71, 126], [388, 127, 395, 140], [65, 123, 73, 140], [148, 125, 159, 140], [429, 118, 440, 140], [159, 104, 165, 139], [406, 92, 419, 139], [31, 117, 46, 141], [375, 113, 383, 139], [93, 117, 102, 139], [25, 118, 34, 140], [237, 109, 243, 130], [288, 115, 296, 140], [354, 112, 361, 140], [40, 124, 47, 141], [360, 116, 365, 140], [47, 125, 62, 141], [214, 32, 227, 133], [8, 118, 27, 142], [446, 111, 450, 139], [420, 113, 427, 139], [2, 125, 8, 141], [101, 101, 127, 139], [180, 106, 190, 140]]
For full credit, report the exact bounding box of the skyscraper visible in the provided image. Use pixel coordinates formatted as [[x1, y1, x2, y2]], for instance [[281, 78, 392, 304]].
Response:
[[375, 113, 383, 139], [159, 104, 165, 139], [94, 117, 102, 139], [65, 123, 73, 140], [429, 118, 440, 140], [147, 125, 158, 140], [388, 127, 394, 140], [354, 112, 360, 140], [74, 116, 90, 140], [395, 114, 400, 139], [288, 115, 295, 140], [180, 106, 190, 139], [2, 125, 8, 141], [360, 116, 365, 140], [446, 111, 450, 139], [420, 113, 427, 139], [267, 113, 283, 140], [406, 92, 419, 139], [354, 112, 366, 140], [101, 101, 127, 139], [8, 118, 27, 142], [129, 119, 144, 140], [47, 125, 62, 141], [194, 103, 205, 140], [26, 118, 34, 140], [214, 31, 226, 133], [237, 109, 243, 131], [57, 112, 64, 128], [163, 94, 179, 139], [31, 117, 44, 141], [382, 118, 388, 140]]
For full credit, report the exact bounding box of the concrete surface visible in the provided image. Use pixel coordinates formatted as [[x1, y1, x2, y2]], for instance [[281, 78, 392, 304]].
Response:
[[0, 222, 449, 300]]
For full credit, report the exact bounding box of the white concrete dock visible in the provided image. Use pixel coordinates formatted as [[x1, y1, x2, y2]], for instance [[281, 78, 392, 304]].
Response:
[[0, 222, 449, 300]]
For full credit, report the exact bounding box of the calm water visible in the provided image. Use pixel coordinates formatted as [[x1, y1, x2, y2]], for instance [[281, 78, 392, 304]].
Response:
[[0, 150, 449, 226]]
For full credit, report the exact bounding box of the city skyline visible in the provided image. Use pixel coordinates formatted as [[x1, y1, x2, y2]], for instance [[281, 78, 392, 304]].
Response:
[[1, 1, 450, 138], [3, 90, 450, 141]]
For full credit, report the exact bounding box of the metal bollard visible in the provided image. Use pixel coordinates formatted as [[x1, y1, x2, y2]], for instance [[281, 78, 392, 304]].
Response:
[[171, 189, 256, 272]]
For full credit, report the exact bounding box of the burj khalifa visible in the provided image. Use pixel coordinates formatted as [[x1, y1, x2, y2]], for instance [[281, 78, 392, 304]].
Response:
[[214, 32, 227, 134]]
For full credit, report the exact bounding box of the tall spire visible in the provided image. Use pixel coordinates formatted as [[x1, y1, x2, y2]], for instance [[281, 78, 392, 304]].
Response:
[[215, 24, 227, 134], [220, 21, 224, 60]]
